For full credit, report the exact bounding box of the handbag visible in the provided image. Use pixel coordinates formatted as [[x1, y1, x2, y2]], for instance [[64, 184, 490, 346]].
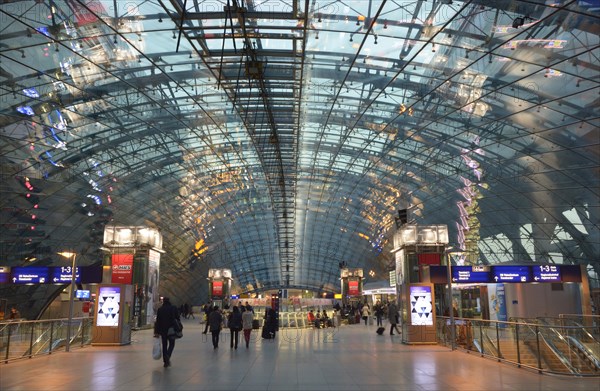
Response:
[[168, 326, 183, 339], [168, 318, 184, 339], [152, 338, 162, 360]]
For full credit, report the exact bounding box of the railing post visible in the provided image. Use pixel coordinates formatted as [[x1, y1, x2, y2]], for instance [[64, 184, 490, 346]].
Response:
[[516, 323, 521, 367], [28, 322, 35, 358], [479, 322, 484, 356], [49, 321, 54, 354], [535, 325, 542, 373], [496, 322, 501, 361], [5, 324, 12, 363]]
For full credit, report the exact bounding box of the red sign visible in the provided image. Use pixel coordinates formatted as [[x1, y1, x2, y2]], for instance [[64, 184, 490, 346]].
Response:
[[212, 281, 223, 297], [111, 254, 133, 284], [348, 279, 359, 296]]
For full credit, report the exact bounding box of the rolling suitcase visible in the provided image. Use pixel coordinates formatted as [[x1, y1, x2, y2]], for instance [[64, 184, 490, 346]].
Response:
[[376, 327, 385, 335], [262, 325, 271, 339]]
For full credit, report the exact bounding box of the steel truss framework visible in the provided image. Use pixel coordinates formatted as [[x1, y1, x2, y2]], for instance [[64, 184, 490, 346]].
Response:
[[0, 0, 598, 313]]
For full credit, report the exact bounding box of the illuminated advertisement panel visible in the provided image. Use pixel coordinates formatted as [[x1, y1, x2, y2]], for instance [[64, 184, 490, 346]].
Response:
[[111, 254, 134, 284], [212, 281, 223, 297], [410, 285, 433, 326], [348, 278, 360, 296], [96, 286, 121, 327]]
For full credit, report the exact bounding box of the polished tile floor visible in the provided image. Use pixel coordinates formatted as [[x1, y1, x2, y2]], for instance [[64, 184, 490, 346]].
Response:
[[1, 319, 599, 391]]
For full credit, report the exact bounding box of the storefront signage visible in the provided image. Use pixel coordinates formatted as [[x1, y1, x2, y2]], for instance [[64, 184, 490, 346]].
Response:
[[532, 265, 561, 282]]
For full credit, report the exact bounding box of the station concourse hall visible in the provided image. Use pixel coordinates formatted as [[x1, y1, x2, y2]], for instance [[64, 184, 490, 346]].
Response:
[[2, 320, 600, 391], [0, 1, 599, 390]]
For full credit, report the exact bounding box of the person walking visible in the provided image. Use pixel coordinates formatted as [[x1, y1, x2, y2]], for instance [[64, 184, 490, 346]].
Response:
[[228, 306, 243, 349], [153, 297, 180, 367], [265, 308, 278, 339], [202, 303, 212, 333], [388, 301, 401, 335], [241, 306, 254, 348], [208, 305, 223, 349], [361, 304, 370, 326], [374, 300, 384, 327]]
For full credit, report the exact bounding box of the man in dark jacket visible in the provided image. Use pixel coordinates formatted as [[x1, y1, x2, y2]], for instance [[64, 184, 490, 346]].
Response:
[[154, 297, 179, 367], [208, 305, 223, 349]]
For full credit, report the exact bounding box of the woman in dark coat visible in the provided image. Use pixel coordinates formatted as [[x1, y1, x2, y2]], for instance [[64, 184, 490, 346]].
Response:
[[228, 306, 243, 349], [265, 308, 278, 339]]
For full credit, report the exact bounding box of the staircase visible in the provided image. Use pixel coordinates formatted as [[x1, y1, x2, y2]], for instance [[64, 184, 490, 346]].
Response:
[[497, 339, 539, 368]]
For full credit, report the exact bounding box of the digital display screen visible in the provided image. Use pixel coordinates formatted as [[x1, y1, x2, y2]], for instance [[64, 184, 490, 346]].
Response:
[[96, 286, 121, 327], [76, 290, 90, 299], [410, 285, 433, 326]]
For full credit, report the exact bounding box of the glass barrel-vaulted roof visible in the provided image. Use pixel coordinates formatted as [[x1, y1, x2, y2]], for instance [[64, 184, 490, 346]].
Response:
[[0, 1, 598, 309]]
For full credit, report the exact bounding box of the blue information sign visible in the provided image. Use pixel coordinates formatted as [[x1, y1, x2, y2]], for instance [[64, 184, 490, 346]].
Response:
[[452, 266, 491, 283], [11, 267, 49, 284], [49, 266, 81, 283], [532, 265, 561, 282], [492, 266, 531, 283]]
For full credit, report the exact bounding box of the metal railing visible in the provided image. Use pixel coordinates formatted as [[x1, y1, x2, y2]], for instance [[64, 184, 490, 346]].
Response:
[[436, 316, 600, 376], [0, 318, 93, 364]]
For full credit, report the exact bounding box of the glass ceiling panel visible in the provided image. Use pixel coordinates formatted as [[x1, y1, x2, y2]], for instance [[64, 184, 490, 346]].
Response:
[[0, 1, 598, 310]]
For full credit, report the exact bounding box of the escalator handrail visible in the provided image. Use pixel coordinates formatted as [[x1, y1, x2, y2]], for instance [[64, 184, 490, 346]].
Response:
[[537, 325, 581, 374], [565, 335, 600, 370]]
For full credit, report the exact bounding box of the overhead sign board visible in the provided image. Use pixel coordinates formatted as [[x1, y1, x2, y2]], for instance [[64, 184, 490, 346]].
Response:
[[11, 267, 49, 284], [492, 266, 531, 283], [532, 265, 561, 282], [429, 264, 574, 284], [452, 266, 491, 283], [50, 266, 81, 283], [2, 266, 102, 285]]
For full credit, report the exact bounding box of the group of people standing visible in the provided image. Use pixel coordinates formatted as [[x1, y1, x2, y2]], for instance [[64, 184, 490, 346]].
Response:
[[202, 302, 259, 350]]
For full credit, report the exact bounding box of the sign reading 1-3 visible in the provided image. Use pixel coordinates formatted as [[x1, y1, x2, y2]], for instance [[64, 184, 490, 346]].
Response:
[[532, 265, 561, 282], [51, 266, 81, 283]]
